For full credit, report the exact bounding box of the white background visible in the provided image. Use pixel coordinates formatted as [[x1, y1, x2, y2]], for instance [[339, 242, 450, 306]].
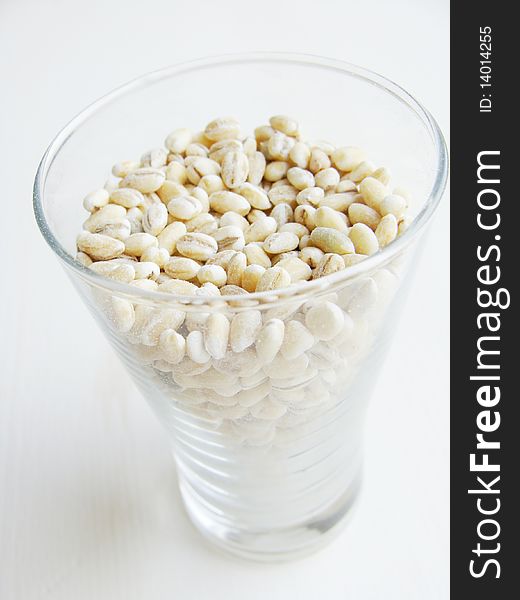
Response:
[[0, 0, 449, 598]]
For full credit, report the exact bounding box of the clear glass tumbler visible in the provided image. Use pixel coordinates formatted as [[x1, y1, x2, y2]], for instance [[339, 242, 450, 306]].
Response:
[[33, 53, 448, 561]]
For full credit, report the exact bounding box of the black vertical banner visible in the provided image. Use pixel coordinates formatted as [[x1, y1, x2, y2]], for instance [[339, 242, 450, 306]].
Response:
[[451, 1, 516, 597]]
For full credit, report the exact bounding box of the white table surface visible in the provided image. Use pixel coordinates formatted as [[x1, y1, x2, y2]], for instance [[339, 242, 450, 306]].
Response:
[[0, 0, 449, 598]]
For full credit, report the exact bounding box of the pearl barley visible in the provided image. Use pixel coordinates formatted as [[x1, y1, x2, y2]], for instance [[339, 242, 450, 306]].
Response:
[[76, 114, 414, 438]]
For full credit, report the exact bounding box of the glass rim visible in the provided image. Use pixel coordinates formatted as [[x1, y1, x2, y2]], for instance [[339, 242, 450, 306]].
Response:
[[33, 51, 449, 307]]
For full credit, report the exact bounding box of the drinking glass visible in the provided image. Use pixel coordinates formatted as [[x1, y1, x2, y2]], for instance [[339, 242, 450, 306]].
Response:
[[33, 53, 448, 561]]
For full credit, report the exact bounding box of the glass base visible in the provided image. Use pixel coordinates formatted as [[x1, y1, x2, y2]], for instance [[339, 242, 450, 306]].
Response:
[[178, 473, 362, 562]]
